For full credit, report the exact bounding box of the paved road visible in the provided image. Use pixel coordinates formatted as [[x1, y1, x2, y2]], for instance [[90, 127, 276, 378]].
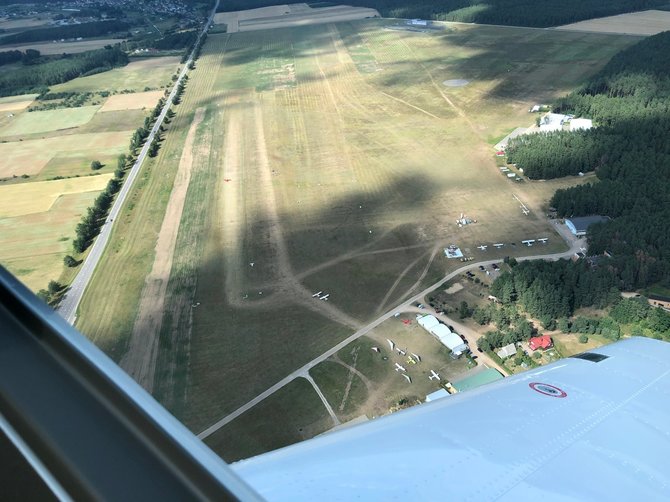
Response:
[[197, 231, 584, 439], [57, 1, 220, 325]]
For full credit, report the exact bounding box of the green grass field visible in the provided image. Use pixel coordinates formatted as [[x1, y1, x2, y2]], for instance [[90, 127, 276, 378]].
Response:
[[74, 20, 638, 460], [203, 378, 333, 462], [49, 56, 181, 94], [0, 105, 100, 136]]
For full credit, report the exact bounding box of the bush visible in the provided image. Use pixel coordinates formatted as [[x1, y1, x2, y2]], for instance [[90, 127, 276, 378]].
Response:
[[579, 334, 589, 343], [90, 160, 103, 170]]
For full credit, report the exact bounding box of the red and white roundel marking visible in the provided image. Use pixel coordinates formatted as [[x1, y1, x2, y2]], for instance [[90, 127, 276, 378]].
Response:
[[529, 382, 567, 398]]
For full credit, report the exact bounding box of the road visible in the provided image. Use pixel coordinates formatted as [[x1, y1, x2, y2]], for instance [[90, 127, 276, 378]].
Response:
[[197, 230, 584, 439], [57, 0, 220, 325]]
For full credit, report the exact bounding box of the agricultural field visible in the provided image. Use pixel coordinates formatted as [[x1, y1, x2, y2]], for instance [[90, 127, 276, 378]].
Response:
[[0, 176, 111, 290], [73, 18, 639, 461], [0, 105, 100, 136], [556, 9, 670, 35], [1, 39, 126, 55], [0, 55, 180, 295], [49, 56, 181, 94], [0, 93, 37, 113]]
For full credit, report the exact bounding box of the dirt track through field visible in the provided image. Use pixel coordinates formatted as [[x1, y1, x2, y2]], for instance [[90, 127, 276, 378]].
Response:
[[220, 97, 360, 329], [121, 108, 205, 391]]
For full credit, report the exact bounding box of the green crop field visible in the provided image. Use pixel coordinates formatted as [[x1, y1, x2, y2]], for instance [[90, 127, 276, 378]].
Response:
[[73, 19, 639, 461], [0, 105, 99, 136], [49, 56, 181, 94]]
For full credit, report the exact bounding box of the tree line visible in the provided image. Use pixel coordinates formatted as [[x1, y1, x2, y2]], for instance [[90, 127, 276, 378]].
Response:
[[0, 48, 39, 66], [0, 46, 128, 97], [0, 20, 130, 45], [216, 0, 664, 27]]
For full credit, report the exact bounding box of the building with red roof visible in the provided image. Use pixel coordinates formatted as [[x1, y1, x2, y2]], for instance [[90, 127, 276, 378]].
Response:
[[529, 335, 553, 351]]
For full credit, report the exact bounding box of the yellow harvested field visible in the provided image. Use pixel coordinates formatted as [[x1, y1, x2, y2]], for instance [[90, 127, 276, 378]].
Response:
[[557, 10, 670, 35], [214, 3, 379, 33], [0, 100, 34, 113], [100, 90, 164, 112], [0, 94, 38, 112], [0, 131, 131, 177], [2, 38, 126, 55], [0, 191, 99, 292], [0, 174, 113, 218]]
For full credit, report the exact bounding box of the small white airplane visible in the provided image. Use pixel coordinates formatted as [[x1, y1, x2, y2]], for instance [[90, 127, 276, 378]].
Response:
[[395, 363, 406, 372], [371, 347, 380, 353], [250, 262, 254, 267], [477, 245, 488, 251], [387, 339, 395, 350], [312, 291, 322, 298], [319, 294, 330, 301], [493, 243, 504, 248], [411, 352, 421, 362], [402, 374, 412, 383], [521, 239, 535, 246], [429, 370, 440, 381], [522, 208, 530, 215], [396, 348, 406, 356], [538, 238, 548, 243]]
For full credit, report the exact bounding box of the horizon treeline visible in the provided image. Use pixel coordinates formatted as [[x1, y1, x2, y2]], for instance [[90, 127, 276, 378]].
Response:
[[216, 0, 665, 27]]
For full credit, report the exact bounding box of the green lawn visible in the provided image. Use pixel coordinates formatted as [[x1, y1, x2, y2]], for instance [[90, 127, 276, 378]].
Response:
[[0, 106, 99, 136]]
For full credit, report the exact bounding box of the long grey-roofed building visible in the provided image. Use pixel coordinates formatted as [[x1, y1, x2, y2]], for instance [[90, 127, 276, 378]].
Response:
[[565, 215, 609, 236]]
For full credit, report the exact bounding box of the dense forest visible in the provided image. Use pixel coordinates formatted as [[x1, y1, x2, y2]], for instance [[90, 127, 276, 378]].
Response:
[[0, 20, 129, 45], [217, 0, 665, 27], [506, 31, 670, 290], [0, 46, 128, 97]]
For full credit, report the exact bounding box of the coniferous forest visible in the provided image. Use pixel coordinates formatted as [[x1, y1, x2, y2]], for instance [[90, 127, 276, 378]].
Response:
[[507, 32, 670, 290], [217, 0, 665, 28], [0, 46, 128, 96], [481, 31, 670, 345]]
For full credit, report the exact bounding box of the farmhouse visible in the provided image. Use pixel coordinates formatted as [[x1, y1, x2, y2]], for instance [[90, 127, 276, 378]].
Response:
[[529, 335, 553, 351], [565, 215, 609, 236], [497, 343, 517, 359]]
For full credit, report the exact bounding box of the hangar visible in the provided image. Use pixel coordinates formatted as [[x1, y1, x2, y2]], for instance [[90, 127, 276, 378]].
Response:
[[565, 215, 609, 236]]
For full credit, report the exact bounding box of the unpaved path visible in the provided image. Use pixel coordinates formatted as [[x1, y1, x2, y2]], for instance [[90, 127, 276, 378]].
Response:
[[302, 373, 341, 426], [121, 108, 205, 391]]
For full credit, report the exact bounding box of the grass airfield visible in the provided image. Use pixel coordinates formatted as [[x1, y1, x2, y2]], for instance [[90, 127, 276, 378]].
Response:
[[72, 19, 638, 459]]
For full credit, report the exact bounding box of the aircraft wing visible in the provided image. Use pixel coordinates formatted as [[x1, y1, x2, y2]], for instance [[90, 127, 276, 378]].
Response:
[[234, 337, 670, 501]]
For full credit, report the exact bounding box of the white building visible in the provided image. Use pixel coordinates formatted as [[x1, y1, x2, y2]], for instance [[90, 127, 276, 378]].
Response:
[[417, 314, 440, 331], [570, 118, 593, 131], [497, 343, 517, 359], [418, 315, 468, 356], [539, 113, 571, 132]]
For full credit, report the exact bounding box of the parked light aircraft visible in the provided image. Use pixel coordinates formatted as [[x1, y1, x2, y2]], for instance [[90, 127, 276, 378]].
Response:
[[311, 291, 322, 297], [429, 370, 440, 381], [477, 245, 488, 251], [538, 237, 548, 243], [394, 363, 406, 372], [402, 374, 412, 383], [319, 294, 329, 301], [4, 267, 670, 501], [493, 243, 504, 248]]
